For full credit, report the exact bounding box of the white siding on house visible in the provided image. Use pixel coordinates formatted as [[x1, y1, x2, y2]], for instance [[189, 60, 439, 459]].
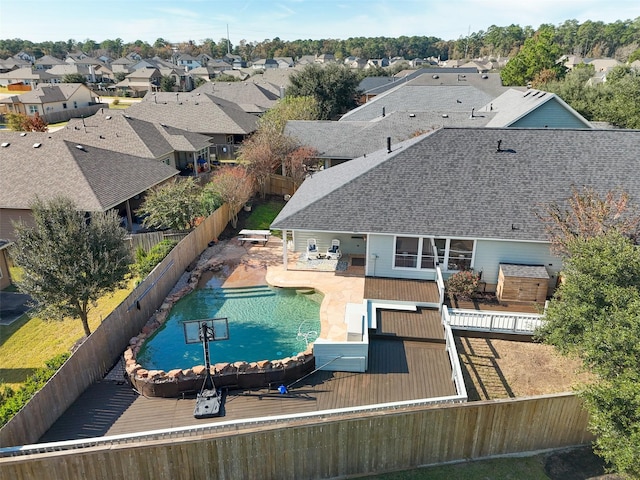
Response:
[[367, 234, 436, 280], [474, 239, 562, 292], [292, 231, 366, 257]]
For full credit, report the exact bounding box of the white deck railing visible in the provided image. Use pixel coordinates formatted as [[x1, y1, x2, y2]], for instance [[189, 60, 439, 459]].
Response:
[[443, 308, 544, 334]]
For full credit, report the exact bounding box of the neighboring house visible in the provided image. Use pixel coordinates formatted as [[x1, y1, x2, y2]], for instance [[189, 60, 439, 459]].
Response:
[[315, 53, 335, 64], [125, 93, 259, 160], [285, 110, 494, 168], [271, 127, 640, 300], [192, 80, 281, 114], [478, 88, 593, 129], [460, 60, 491, 73], [223, 54, 246, 69], [344, 71, 510, 122], [112, 67, 162, 96], [189, 65, 219, 82], [0, 132, 179, 240], [0, 83, 105, 123], [585, 58, 622, 72], [59, 109, 213, 175], [0, 67, 55, 87], [111, 56, 135, 74], [33, 54, 66, 70], [344, 57, 368, 69], [175, 54, 201, 71], [252, 58, 279, 70], [274, 57, 294, 68], [287, 80, 592, 168], [46, 64, 95, 83], [365, 58, 389, 69]]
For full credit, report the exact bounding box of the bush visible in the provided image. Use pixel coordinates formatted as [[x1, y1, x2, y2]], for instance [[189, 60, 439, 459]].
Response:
[[0, 353, 69, 427], [446, 270, 480, 299], [111, 98, 120, 106], [134, 239, 178, 278]]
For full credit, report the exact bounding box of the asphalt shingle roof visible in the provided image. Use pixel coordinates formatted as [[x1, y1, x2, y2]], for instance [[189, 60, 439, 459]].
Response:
[[125, 93, 259, 135], [271, 128, 640, 242], [0, 133, 178, 211], [60, 110, 211, 158]]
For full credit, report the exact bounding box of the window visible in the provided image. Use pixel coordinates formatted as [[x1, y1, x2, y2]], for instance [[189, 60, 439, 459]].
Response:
[[73, 101, 78, 108], [447, 239, 474, 271], [434, 238, 447, 265], [420, 240, 437, 269], [62, 102, 67, 109], [394, 237, 418, 268], [28, 105, 38, 114]]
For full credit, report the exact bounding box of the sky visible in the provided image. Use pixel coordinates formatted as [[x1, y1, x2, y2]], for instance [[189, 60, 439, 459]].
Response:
[[1, 0, 640, 46]]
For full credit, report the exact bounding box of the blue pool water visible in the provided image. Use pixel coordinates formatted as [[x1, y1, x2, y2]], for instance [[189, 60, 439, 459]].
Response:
[[137, 285, 322, 371]]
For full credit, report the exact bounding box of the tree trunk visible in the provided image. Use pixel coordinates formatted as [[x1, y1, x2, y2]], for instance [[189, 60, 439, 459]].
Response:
[[80, 311, 92, 337]]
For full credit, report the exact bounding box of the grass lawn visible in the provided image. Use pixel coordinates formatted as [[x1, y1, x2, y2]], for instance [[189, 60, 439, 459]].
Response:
[[365, 455, 550, 480], [0, 279, 136, 391], [242, 197, 286, 235]]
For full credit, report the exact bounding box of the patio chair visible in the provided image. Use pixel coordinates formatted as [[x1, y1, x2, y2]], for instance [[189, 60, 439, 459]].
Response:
[[326, 239, 342, 260], [307, 238, 319, 260]]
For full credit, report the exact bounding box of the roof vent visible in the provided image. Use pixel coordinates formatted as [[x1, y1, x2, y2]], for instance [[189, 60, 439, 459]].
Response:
[[76, 145, 86, 151], [432, 74, 439, 79], [105, 115, 112, 120], [123, 114, 131, 118], [32, 143, 41, 148], [1, 142, 10, 147], [409, 113, 415, 118], [442, 114, 448, 118], [496, 140, 503, 152], [481, 74, 488, 79], [20, 132, 27, 136]]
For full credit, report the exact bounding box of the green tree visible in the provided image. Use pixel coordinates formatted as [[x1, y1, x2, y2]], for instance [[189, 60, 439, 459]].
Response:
[[286, 63, 360, 119], [137, 177, 209, 231], [114, 71, 127, 82], [258, 95, 320, 135], [11, 198, 131, 337], [160, 75, 176, 92], [596, 66, 640, 129], [62, 73, 87, 84], [537, 232, 640, 477], [501, 27, 565, 86], [210, 166, 254, 228]]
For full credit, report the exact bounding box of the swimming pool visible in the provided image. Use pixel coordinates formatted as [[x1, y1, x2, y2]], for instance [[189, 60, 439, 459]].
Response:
[[137, 285, 322, 371]]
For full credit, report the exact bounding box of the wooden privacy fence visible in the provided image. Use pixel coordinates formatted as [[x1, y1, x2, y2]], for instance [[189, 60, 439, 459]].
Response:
[[268, 173, 296, 197], [0, 393, 593, 479], [124, 229, 191, 255], [0, 204, 232, 448]]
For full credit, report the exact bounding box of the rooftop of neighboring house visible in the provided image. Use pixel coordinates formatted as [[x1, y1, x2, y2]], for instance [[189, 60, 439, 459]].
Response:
[[0, 132, 178, 211], [125, 92, 259, 135], [59, 109, 212, 158], [0, 67, 55, 81], [342, 71, 510, 122], [271, 127, 640, 243], [34, 54, 66, 66], [478, 88, 592, 128], [285, 110, 496, 160], [46, 64, 93, 76], [0, 83, 95, 105], [192, 80, 281, 113]]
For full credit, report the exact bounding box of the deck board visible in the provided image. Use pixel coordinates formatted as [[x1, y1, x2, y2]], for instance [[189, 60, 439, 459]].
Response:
[[377, 308, 445, 341], [39, 337, 457, 443], [364, 277, 440, 304]]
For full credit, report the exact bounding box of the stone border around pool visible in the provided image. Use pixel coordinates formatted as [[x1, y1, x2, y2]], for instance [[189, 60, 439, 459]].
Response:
[[124, 256, 315, 398]]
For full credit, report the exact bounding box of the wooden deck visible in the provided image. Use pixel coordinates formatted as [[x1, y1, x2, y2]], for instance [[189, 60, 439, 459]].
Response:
[[377, 308, 445, 342], [39, 336, 457, 443], [364, 277, 440, 304]]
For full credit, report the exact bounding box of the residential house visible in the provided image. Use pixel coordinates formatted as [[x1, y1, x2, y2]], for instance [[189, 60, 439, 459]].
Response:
[[315, 53, 335, 64], [125, 92, 259, 160], [59, 109, 213, 175], [344, 71, 509, 122], [344, 57, 368, 69], [192, 80, 281, 114], [296, 55, 316, 66], [111, 56, 135, 74], [175, 54, 201, 71], [365, 58, 389, 69], [0, 132, 179, 241], [477, 88, 593, 129], [46, 64, 95, 83], [271, 127, 640, 300], [586, 58, 622, 72], [0, 67, 55, 88], [223, 54, 246, 69], [33, 54, 66, 70], [274, 57, 294, 68], [112, 67, 162, 96], [252, 58, 279, 70], [460, 60, 491, 73], [0, 56, 30, 73], [0, 83, 105, 123], [197, 54, 214, 66], [287, 79, 592, 168]]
